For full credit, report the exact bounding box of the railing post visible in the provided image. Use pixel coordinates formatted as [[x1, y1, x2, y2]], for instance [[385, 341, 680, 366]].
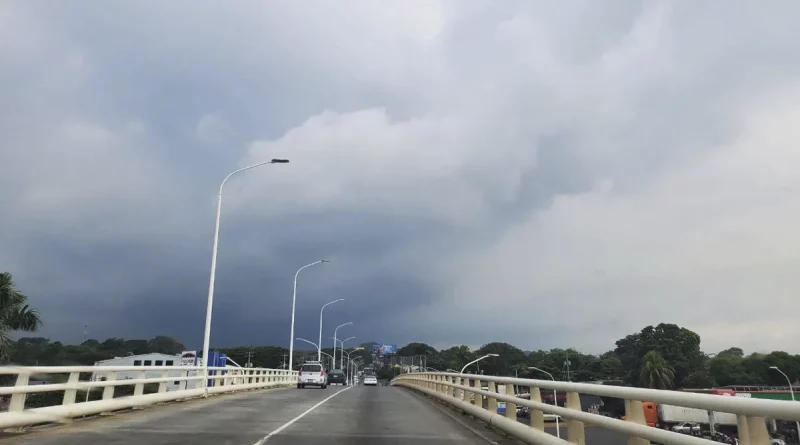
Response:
[[62, 372, 80, 405], [746, 416, 770, 445], [529, 386, 545, 430], [471, 379, 481, 407], [738, 415, 751, 445], [461, 378, 469, 402], [158, 370, 169, 393], [487, 381, 497, 413], [102, 372, 117, 400], [134, 370, 146, 396], [506, 383, 517, 420], [624, 400, 650, 445], [8, 372, 30, 412], [566, 391, 585, 445]]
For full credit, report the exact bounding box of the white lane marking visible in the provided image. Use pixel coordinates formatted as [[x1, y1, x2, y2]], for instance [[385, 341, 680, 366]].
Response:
[[253, 386, 351, 444]]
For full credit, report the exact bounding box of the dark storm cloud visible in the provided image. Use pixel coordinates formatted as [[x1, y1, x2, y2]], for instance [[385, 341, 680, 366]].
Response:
[[4, 1, 800, 355]]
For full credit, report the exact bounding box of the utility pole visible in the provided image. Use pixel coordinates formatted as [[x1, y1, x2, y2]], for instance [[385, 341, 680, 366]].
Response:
[[563, 352, 572, 382], [83, 324, 90, 343], [245, 350, 254, 368], [281, 353, 288, 370]]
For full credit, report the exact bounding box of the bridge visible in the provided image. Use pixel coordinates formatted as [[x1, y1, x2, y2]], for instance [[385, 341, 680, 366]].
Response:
[[0, 365, 798, 445]]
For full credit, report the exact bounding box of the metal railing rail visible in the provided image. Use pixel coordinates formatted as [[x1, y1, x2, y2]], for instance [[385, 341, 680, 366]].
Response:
[[392, 372, 800, 445], [0, 365, 298, 430]]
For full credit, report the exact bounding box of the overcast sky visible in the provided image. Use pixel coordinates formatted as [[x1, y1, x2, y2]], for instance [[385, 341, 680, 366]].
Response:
[[2, 1, 800, 355]]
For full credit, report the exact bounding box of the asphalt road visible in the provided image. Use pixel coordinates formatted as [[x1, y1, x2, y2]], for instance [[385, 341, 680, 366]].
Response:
[[1, 385, 517, 445]]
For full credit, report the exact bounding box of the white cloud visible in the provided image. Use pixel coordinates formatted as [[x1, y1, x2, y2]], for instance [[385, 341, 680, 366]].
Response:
[[3, 1, 800, 351], [435, 85, 800, 353]]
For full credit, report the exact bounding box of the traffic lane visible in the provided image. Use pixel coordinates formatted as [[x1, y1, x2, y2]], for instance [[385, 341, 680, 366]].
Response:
[[263, 385, 517, 444], [4, 386, 344, 445]]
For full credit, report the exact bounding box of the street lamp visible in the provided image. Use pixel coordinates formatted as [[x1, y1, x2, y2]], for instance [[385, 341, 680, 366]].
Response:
[[288, 260, 329, 371], [201, 158, 289, 389], [770, 366, 799, 434], [530, 366, 560, 438], [332, 322, 352, 368], [460, 354, 499, 374], [350, 357, 364, 385], [296, 337, 335, 369], [318, 299, 344, 362], [334, 337, 356, 369]]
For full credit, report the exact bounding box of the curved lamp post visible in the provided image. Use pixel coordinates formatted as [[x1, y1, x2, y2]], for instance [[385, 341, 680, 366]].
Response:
[[332, 322, 352, 368], [460, 354, 499, 374], [287, 260, 329, 371], [202, 159, 289, 392], [334, 337, 356, 369], [318, 299, 344, 361], [770, 366, 799, 435], [530, 366, 560, 438]]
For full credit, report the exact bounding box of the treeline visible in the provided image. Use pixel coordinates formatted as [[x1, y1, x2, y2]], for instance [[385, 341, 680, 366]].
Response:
[[7, 337, 373, 371], [394, 323, 800, 389], [6, 323, 800, 390], [9, 336, 188, 366]]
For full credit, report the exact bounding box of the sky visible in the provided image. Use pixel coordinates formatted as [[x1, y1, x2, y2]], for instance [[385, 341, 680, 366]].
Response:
[[2, 1, 800, 355]]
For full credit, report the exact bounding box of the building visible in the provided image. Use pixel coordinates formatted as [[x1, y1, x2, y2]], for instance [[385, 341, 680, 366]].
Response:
[[90, 353, 193, 392]]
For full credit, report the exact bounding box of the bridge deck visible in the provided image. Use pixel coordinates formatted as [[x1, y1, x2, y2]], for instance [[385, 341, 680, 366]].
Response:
[[4, 386, 514, 444]]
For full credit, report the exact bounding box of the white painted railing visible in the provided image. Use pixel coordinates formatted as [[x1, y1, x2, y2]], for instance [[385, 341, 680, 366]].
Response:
[[392, 372, 800, 445], [0, 365, 297, 429]]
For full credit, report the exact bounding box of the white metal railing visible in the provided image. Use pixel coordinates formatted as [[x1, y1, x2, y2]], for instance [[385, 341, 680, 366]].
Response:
[[392, 372, 800, 445], [0, 365, 298, 429]]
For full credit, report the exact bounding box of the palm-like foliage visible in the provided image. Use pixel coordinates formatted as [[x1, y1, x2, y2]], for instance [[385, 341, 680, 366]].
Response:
[[639, 350, 675, 389], [0, 272, 42, 360]]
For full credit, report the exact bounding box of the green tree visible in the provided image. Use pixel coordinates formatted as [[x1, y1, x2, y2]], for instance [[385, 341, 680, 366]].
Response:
[[0, 272, 42, 360], [475, 342, 527, 376], [148, 336, 186, 355], [440, 345, 473, 371], [614, 323, 704, 387], [717, 347, 744, 358], [639, 350, 675, 389]]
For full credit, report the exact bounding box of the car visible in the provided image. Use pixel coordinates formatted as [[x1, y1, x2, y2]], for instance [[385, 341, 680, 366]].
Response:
[[297, 362, 327, 389], [364, 374, 378, 386], [328, 369, 347, 385], [671, 422, 701, 434]]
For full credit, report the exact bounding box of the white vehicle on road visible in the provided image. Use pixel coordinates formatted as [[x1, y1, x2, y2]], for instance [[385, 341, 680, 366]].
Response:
[[671, 422, 701, 434], [297, 362, 327, 389], [364, 374, 378, 386]]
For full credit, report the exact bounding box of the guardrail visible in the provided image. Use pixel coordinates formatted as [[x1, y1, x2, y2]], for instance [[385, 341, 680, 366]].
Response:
[[0, 365, 297, 430], [392, 372, 800, 445]]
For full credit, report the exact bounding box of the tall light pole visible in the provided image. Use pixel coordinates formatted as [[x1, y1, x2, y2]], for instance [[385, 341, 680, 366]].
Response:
[[335, 336, 356, 369], [318, 299, 344, 362], [460, 354, 499, 374], [288, 259, 329, 371], [351, 358, 364, 385], [332, 322, 352, 369], [770, 366, 799, 435], [202, 158, 289, 390], [296, 337, 336, 369], [530, 366, 560, 438]]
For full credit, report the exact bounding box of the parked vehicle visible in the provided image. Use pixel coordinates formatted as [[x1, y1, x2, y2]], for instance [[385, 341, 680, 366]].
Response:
[[642, 402, 737, 429], [672, 422, 702, 434]]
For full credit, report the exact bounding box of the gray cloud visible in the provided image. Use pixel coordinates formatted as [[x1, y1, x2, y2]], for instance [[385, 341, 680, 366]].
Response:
[[3, 1, 800, 355]]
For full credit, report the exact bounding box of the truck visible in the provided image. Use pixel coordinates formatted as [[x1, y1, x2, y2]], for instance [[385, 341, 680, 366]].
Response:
[[641, 402, 738, 429]]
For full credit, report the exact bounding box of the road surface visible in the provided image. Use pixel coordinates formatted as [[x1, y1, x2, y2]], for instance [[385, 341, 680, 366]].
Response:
[[2, 385, 518, 445]]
